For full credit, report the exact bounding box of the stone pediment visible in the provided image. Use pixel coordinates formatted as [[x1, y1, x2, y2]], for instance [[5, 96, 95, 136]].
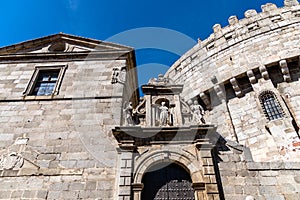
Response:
[[0, 33, 133, 55]]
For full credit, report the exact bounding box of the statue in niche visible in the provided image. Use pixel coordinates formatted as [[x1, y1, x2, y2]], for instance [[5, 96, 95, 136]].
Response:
[[124, 102, 134, 126], [159, 102, 169, 126], [190, 100, 205, 124]]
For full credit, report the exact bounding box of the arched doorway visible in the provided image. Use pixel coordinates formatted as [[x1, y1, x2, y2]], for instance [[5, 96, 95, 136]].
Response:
[[141, 162, 195, 200]]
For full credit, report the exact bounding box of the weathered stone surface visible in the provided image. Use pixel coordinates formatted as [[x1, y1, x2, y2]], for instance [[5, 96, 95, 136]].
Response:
[[1, 3, 300, 200]]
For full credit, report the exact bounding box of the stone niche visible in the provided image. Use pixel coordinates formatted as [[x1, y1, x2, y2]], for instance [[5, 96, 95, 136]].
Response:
[[113, 75, 221, 200], [125, 74, 193, 127]]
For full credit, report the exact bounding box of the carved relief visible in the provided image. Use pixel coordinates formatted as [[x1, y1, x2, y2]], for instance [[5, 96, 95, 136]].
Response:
[[188, 100, 205, 124], [158, 102, 169, 126], [112, 67, 126, 84], [135, 98, 146, 115], [0, 153, 24, 170], [148, 74, 174, 86], [0, 137, 40, 171], [123, 102, 134, 126]]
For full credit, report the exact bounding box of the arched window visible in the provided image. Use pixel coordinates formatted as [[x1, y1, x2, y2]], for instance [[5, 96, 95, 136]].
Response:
[[259, 91, 284, 120]]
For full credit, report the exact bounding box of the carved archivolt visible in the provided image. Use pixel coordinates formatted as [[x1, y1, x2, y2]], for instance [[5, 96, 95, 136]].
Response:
[[133, 148, 203, 184]]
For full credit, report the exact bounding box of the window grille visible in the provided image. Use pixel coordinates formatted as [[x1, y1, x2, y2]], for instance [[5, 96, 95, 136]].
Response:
[[259, 91, 284, 120]]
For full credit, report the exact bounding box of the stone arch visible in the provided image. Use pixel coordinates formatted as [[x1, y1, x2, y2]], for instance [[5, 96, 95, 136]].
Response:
[[133, 149, 204, 184], [141, 162, 195, 200], [132, 149, 207, 200]]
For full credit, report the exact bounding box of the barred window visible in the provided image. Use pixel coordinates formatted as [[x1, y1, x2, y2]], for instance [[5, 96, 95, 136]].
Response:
[[259, 91, 284, 120]]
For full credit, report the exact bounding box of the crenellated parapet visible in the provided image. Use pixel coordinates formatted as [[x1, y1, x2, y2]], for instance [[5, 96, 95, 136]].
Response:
[[166, 1, 300, 100]]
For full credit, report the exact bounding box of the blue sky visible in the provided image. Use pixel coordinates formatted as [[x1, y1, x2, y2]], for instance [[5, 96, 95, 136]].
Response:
[[0, 0, 283, 87]]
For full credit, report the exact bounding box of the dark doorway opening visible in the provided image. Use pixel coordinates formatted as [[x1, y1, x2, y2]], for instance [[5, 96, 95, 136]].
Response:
[[141, 162, 195, 200]]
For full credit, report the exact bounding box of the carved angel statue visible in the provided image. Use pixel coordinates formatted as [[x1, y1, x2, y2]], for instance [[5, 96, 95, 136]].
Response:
[[190, 100, 205, 124], [123, 102, 134, 126], [159, 101, 169, 126]]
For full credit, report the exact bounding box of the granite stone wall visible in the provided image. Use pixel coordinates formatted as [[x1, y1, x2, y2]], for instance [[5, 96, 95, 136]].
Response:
[[0, 55, 132, 199]]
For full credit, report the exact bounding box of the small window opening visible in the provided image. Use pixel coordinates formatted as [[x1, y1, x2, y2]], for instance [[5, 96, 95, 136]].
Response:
[[260, 91, 284, 120]]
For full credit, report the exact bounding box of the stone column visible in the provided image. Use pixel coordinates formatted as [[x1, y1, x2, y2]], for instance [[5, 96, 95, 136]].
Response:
[[174, 94, 183, 126], [145, 95, 152, 126], [192, 182, 207, 200], [132, 183, 143, 200], [117, 143, 135, 200], [196, 142, 220, 200]]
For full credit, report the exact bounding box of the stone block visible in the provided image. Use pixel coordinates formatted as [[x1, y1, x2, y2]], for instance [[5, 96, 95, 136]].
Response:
[[220, 169, 237, 176], [245, 177, 260, 186], [228, 16, 238, 25], [279, 183, 296, 193], [206, 183, 219, 193], [11, 190, 23, 198], [259, 177, 277, 186], [85, 181, 97, 190], [263, 194, 285, 200], [259, 186, 277, 194], [61, 191, 79, 199], [284, 0, 300, 7], [0, 190, 11, 199], [49, 182, 69, 191], [36, 190, 48, 199], [118, 186, 131, 195], [244, 9, 258, 18], [22, 190, 37, 199], [284, 194, 300, 200], [2, 170, 18, 177], [237, 169, 249, 177], [69, 182, 85, 190], [59, 160, 77, 168], [260, 171, 278, 177]]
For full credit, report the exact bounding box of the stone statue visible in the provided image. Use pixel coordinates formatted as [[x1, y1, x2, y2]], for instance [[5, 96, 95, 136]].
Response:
[[124, 102, 134, 126], [159, 102, 168, 126], [147, 74, 174, 86], [191, 100, 205, 124]]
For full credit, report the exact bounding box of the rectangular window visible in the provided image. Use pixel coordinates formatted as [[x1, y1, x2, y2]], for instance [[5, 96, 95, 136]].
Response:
[[23, 65, 67, 97], [32, 70, 60, 96]]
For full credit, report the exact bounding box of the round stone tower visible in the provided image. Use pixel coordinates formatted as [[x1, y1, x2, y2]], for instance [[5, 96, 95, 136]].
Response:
[[166, 0, 300, 162]]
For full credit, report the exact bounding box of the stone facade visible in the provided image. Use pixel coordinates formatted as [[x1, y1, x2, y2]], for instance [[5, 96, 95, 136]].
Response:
[[0, 33, 139, 199], [1, 1, 300, 200], [164, 0, 300, 199]]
